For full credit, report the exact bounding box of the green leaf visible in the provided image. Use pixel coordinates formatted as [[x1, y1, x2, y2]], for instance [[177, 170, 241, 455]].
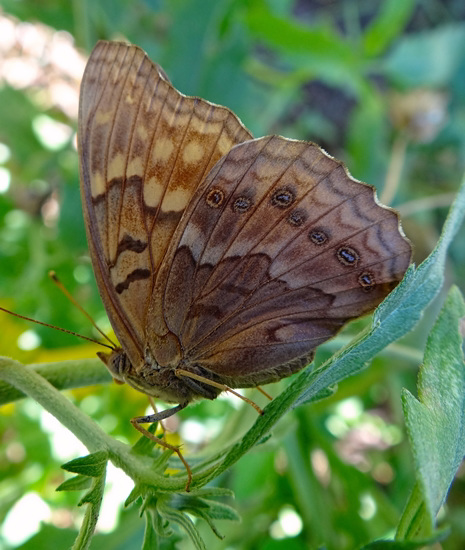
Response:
[[61, 450, 109, 477], [56, 474, 92, 492], [243, 0, 370, 98], [399, 286, 465, 538], [142, 490, 240, 545], [360, 527, 448, 549], [194, 499, 240, 522], [346, 94, 387, 185], [142, 513, 158, 550], [157, 497, 206, 550], [170, 494, 240, 522], [167, 494, 235, 539], [72, 464, 107, 550], [302, 384, 337, 404], [362, 0, 415, 56], [16, 524, 77, 550], [245, 2, 357, 62], [383, 23, 465, 87], [125, 484, 147, 508], [190, 487, 234, 499], [132, 422, 159, 455], [191, 510, 225, 540], [147, 505, 173, 539]]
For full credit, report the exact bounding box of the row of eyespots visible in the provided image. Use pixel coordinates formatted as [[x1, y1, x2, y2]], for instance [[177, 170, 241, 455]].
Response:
[[204, 185, 375, 290], [207, 185, 313, 229], [206, 185, 297, 211]]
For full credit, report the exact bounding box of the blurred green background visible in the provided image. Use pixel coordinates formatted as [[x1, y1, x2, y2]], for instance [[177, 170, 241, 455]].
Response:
[[0, 1, 464, 549]]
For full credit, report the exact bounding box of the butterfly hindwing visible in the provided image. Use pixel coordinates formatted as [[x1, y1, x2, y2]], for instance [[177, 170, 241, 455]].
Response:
[[158, 136, 411, 386]]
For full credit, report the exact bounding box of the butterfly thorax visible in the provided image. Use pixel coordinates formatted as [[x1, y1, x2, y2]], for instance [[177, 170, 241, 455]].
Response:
[[97, 348, 222, 404]]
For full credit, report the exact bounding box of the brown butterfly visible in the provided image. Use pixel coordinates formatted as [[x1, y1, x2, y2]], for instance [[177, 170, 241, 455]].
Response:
[[78, 41, 411, 487]]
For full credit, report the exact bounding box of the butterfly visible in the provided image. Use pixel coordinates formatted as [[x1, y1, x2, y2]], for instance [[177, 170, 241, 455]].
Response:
[[78, 41, 411, 487]]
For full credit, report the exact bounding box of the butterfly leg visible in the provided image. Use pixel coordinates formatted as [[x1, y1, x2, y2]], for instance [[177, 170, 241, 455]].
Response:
[[130, 402, 193, 492], [176, 368, 264, 415], [147, 396, 166, 436], [256, 386, 273, 401]]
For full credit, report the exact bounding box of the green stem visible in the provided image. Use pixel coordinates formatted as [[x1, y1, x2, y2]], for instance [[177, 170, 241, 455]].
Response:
[[0, 357, 188, 492], [0, 358, 112, 406], [0, 357, 107, 451]]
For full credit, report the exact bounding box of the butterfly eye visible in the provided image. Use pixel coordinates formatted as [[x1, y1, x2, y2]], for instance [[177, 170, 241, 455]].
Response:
[[98, 349, 130, 379], [206, 188, 225, 208], [271, 186, 296, 208], [358, 271, 376, 291], [337, 246, 360, 267], [309, 229, 329, 245]]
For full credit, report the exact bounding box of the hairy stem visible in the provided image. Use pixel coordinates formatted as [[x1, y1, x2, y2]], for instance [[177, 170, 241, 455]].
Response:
[[0, 357, 189, 491]]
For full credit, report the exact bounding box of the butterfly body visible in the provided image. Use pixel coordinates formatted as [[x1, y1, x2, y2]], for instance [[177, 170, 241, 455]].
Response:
[[97, 348, 221, 404], [79, 41, 411, 412]]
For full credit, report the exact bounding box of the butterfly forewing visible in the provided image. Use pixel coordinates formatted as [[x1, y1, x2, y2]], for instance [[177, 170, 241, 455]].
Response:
[[79, 41, 252, 369], [156, 136, 411, 385]]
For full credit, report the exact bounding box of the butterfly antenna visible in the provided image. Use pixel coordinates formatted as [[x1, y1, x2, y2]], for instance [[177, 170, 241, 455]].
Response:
[[49, 270, 117, 347], [0, 306, 114, 350]]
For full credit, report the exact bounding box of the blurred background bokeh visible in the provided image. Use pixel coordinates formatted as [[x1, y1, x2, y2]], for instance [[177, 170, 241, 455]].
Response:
[[0, 1, 464, 549]]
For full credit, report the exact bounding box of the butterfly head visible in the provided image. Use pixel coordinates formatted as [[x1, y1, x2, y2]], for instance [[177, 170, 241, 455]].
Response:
[[97, 348, 129, 384]]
